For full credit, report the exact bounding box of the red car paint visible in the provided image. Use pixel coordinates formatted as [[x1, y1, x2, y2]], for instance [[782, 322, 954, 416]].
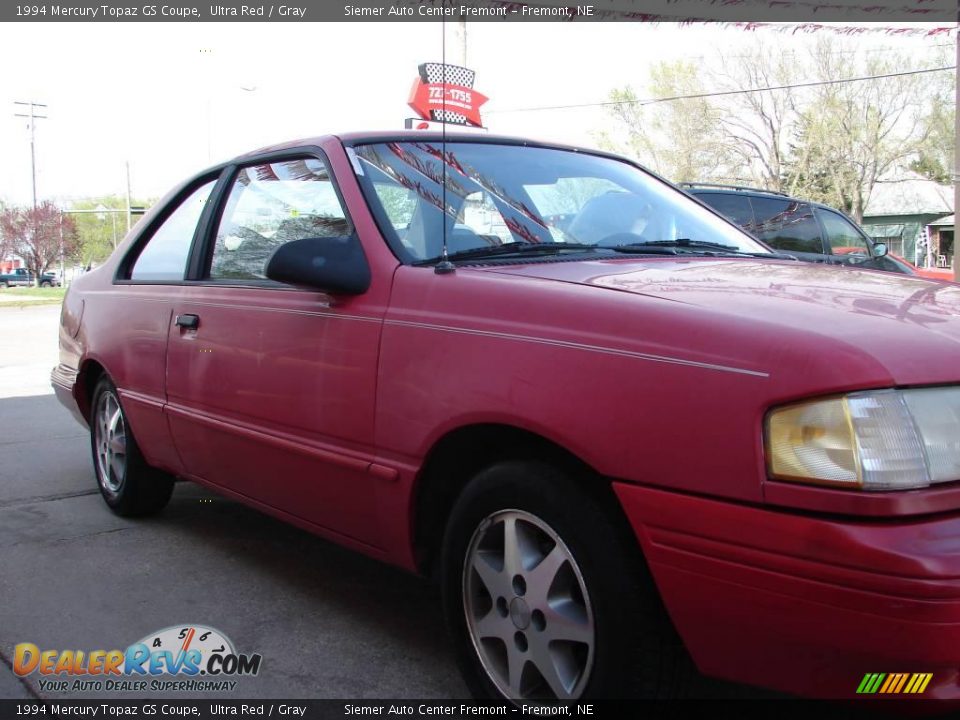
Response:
[[53, 133, 960, 699], [890, 253, 956, 282]]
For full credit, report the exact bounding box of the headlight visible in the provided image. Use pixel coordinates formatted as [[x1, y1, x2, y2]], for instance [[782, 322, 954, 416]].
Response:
[[766, 387, 960, 491]]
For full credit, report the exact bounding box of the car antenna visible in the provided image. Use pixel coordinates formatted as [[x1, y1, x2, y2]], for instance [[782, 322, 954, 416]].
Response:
[[435, 29, 455, 275]]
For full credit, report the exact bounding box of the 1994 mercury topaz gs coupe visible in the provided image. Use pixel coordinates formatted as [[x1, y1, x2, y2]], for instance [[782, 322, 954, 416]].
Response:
[[54, 133, 960, 701]]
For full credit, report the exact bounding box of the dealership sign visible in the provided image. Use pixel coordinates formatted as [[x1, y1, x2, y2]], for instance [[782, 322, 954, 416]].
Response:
[[407, 62, 488, 128]]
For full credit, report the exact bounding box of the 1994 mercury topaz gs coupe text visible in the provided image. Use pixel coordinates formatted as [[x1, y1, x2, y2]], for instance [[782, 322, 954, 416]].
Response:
[[53, 133, 960, 701]]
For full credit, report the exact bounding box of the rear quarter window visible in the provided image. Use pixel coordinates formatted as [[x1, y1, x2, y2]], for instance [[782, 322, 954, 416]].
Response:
[[127, 180, 216, 281]]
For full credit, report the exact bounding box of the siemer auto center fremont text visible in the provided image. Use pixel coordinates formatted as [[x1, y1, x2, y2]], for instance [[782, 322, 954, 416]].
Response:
[[344, 4, 594, 17], [344, 705, 587, 715]]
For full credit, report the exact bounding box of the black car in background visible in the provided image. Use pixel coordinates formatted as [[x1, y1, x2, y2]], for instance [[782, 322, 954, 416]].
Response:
[[683, 183, 907, 274], [0, 268, 60, 287]]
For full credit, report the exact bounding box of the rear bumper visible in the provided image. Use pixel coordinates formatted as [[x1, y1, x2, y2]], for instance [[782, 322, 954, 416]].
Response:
[[613, 482, 960, 700], [51, 364, 87, 427]]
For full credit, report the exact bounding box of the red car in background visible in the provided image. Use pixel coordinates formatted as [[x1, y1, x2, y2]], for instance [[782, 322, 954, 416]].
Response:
[[53, 133, 960, 701], [887, 253, 956, 282]]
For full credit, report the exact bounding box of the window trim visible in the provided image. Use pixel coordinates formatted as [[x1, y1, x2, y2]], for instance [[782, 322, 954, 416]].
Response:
[[115, 171, 225, 284], [189, 146, 355, 287]]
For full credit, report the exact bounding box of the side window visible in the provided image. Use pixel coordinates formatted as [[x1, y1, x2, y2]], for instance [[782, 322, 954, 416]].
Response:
[[693, 193, 754, 232], [816, 208, 871, 256], [129, 180, 215, 281], [750, 197, 824, 254], [209, 157, 350, 281]]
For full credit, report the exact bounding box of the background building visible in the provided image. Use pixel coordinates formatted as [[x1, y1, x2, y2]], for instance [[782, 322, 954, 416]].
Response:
[[862, 172, 953, 271]]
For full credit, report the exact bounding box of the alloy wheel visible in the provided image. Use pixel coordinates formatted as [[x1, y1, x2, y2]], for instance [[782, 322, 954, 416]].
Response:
[[94, 390, 127, 494], [463, 509, 595, 700]]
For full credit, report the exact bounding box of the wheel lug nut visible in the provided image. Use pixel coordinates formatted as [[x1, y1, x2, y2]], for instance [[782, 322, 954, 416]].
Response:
[[531, 609, 546, 631], [512, 574, 526, 596]]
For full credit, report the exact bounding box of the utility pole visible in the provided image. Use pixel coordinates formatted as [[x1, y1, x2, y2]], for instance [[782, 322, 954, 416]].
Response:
[[452, 17, 467, 66], [13, 101, 47, 209]]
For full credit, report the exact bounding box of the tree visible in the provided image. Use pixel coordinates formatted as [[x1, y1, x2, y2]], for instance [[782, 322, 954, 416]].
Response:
[[789, 38, 933, 221], [911, 61, 954, 184], [602, 37, 950, 222], [67, 195, 152, 268], [713, 42, 801, 192], [0, 202, 79, 285], [599, 61, 733, 183], [0, 200, 14, 266]]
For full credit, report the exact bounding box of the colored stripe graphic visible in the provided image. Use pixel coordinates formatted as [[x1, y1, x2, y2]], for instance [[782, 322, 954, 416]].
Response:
[[857, 672, 932, 694]]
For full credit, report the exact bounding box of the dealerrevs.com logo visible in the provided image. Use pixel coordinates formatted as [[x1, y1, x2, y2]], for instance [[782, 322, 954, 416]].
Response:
[[13, 625, 262, 693]]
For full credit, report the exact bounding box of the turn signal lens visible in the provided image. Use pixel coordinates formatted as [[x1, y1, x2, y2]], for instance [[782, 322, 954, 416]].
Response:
[[767, 397, 860, 487]]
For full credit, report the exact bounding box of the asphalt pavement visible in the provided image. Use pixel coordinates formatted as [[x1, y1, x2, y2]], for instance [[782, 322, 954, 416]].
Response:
[[0, 304, 466, 700]]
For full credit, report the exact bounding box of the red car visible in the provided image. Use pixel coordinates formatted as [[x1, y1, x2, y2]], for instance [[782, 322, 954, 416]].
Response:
[[53, 133, 960, 701], [887, 252, 956, 282]]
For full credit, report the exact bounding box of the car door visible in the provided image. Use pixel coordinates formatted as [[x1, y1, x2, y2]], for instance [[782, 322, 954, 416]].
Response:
[[106, 175, 219, 476], [814, 206, 906, 274], [164, 150, 387, 546]]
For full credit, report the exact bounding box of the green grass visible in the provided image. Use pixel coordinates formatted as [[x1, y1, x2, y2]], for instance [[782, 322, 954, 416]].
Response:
[[0, 286, 66, 307], [0, 286, 66, 299]]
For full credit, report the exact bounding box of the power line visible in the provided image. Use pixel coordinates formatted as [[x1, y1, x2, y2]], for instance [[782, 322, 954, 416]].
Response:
[[487, 65, 955, 115]]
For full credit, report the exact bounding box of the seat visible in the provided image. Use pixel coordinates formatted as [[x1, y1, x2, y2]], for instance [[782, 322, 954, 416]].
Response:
[[567, 191, 661, 246]]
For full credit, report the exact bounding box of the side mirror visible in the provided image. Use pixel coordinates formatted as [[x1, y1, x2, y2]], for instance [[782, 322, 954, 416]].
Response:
[[872, 242, 888, 259], [265, 236, 371, 295]]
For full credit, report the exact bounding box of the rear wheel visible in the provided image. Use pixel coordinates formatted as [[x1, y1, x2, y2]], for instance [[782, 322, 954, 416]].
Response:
[[441, 460, 686, 700], [90, 377, 174, 516]]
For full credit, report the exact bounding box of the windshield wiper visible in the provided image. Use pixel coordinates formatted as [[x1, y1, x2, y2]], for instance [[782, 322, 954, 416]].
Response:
[[613, 238, 794, 259], [414, 242, 601, 266]]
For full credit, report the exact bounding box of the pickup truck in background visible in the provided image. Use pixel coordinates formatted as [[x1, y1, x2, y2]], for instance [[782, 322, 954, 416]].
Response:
[[0, 268, 60, 288]]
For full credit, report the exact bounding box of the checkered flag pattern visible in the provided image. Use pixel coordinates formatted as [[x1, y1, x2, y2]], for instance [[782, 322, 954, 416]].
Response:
[[419, 63, 475, 124]]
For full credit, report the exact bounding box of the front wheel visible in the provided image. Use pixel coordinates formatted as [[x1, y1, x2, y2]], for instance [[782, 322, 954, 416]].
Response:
[[441, 461, 686, 700], [90, 377, 174, 516], [40, 281, 52, 288]]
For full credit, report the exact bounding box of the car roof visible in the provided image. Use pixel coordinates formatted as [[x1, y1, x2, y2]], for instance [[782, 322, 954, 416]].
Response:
[[232, 130, 609, 162], [683, 184, 842, 213]]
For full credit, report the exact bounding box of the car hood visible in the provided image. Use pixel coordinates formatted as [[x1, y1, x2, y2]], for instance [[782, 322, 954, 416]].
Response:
[[485, 256, 960, 386]]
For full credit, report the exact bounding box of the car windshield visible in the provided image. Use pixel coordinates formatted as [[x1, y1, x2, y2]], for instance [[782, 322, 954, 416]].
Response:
[[351, 141, 769, 263]]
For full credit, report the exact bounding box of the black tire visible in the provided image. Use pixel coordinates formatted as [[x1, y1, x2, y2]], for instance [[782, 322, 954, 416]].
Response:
[[40, 281, 51, 288], [441, 460, 687, 700], [0, 281, 8, 289], [89, 377, 174, 516]]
